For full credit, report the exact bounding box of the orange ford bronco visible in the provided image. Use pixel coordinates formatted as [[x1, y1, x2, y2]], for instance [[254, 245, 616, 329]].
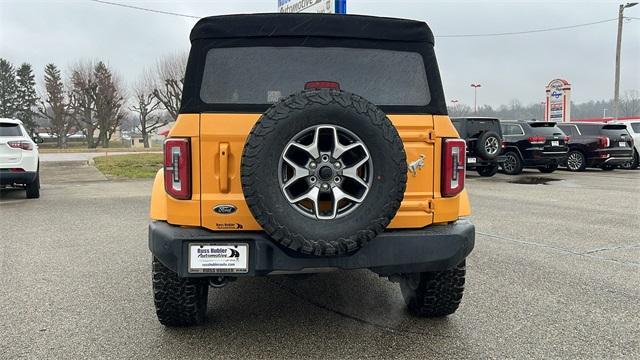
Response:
[[149, 13, 474, 326]]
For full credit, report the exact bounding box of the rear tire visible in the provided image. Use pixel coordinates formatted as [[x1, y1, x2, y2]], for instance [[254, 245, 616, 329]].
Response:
[[400, 261, 466, 317], [476, 164, 499, 177], [26, 171, 40, 199], [538, 160, 558, 173], [501, 151, 523, 175], [152, 257, 209, 327], [620, 150, 639, 170]]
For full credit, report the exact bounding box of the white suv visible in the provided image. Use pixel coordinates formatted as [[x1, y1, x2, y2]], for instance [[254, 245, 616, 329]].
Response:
[[0, 118, 40, 198], [614, 120, 640, 169]]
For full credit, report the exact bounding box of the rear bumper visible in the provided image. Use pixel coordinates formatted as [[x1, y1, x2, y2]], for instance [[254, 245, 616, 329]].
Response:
[[587, 149, 633, 166], [0, 170, 37, 185], [524, 148, 568, 165], [149, 219, 475, 277], [467, 155, 506, 168]]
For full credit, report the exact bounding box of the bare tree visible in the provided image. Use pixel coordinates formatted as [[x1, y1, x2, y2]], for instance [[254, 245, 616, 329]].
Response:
[[620, 90, 640, 117], [448, 102, 472, 117], [93, 61, 125, 148], [69, 60, 98, 147], [130, 71, 166, 148], [40, 64, 71, 148], [152, 53, 187, 121]]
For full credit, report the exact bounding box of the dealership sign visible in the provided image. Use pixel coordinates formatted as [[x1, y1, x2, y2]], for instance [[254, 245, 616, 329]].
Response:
[[545, 79, 572, 123], [278, 0, 346, 13]]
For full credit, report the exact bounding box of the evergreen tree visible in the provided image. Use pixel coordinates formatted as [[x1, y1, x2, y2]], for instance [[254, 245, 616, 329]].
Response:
[[0, 58, 18, 118], [15, 63, 39, 133], [40, 63, 71, 148]]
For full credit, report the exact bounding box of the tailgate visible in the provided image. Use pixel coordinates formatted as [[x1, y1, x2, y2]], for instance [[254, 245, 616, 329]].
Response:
[[0, 139, 23, 166], [199, 113, 435, 231]]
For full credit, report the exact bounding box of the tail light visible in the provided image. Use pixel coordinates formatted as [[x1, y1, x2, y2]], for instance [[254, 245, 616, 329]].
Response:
[[442, 138, 466, 197], [527, 136, 545, 145], [164, 138, 191, 200], [501, 141, 506, 149], [7, 141, 33, 150], [597, 136, 610, 148], [304, 81, 340, 90], [564, 136, 570, 143]]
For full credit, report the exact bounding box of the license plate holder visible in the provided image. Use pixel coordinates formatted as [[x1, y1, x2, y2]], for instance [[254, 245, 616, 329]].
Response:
[[189, 243, 249, 274], [619, 142, 626, 147], [552, 141, 559, 146], [468, 157, 477, 164]]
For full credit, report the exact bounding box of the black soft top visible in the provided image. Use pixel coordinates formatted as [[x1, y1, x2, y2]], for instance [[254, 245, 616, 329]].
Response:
[[190, 13, 434, 44]]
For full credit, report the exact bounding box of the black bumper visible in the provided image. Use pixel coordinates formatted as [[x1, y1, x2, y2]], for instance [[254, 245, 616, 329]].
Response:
[[467, 155, 506, 168], [0, 171, 37, 186], [149, 219, 475, 277]]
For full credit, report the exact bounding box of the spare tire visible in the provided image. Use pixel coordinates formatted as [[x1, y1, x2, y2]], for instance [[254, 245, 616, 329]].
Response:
[[241, 89, 407, 256], [475, 131, 501, 160]]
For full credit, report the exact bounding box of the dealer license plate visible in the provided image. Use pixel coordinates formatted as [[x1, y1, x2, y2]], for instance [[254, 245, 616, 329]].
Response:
[[189, 243, 249, 273], [552, 141, 559, 146], [468, 157, 477, 164], [619, 142, 626, 147]]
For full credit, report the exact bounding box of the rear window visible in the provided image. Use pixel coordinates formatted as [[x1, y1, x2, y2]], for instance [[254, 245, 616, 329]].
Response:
[[577, 124, 604, 136], [0, 123, 22, 136], [200, 46, 430, 107], [558, 124, 577, 136], [528, 122, 563, 135], [601, 124, 630, 138]]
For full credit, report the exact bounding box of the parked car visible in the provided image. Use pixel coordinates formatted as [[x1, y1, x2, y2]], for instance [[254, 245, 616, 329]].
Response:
[[0, 118, 40, 198], [148, 13, 475, 327], [451, 117, 505, 177], [557, 122, 634, 171], [612, 120, 639, 169], [499, 120, 569, 174]]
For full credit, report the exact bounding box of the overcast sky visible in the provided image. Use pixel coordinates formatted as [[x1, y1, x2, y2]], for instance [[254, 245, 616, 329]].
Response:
[[1, 0, 639, 107]]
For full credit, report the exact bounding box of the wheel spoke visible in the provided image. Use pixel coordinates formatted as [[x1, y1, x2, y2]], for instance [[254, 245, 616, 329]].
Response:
[[281, 155, 310, 188], [286, 186, 320, 207], [329, 126, 365, 159]]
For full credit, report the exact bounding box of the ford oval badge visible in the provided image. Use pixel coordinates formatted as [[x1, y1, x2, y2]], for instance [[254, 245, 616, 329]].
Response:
[[213, 205, 237, 215]]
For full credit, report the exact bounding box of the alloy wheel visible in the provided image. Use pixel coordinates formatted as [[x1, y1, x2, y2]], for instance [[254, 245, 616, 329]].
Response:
[[485, 137, 500, 155], [567, 152, 583, 171], [503, 154, 517, 172], [278, 125, 373, 220]]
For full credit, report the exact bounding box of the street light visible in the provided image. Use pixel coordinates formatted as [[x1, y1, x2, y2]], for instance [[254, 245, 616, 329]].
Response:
[[470, 83, 481, 113], [613, 2, 638, 119]]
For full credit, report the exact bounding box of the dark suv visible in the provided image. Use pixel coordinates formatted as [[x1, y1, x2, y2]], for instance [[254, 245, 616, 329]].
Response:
[[451, 117, 504, 177], [557, 122, 633, 171], [500, 120, 569, 174]]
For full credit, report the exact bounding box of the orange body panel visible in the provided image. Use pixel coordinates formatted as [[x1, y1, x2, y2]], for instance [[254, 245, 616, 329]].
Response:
[[150, 113, 471, 229]]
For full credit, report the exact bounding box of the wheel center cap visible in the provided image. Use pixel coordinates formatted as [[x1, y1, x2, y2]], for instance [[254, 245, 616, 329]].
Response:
[[318, 166, 333, 180]]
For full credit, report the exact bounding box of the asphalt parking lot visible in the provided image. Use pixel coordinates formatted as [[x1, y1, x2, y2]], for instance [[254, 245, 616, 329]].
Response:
[[1, 162, 638, 359]]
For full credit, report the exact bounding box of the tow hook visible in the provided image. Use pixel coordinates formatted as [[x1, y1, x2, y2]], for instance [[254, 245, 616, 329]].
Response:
[[209, 276, 229, 288]]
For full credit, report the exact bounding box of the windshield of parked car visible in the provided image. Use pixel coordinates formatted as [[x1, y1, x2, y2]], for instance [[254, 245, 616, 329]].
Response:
[[630, 122, 640, 133], [0, 123, 23, 136], [200, 46, 430, 107]]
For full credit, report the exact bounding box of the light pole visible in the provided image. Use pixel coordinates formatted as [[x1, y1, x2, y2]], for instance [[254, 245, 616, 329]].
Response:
[[603, 108, 608, 118], [470, 83, 481, 113], [613, 2, 638, 119], [450, 99, 459, 115]]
